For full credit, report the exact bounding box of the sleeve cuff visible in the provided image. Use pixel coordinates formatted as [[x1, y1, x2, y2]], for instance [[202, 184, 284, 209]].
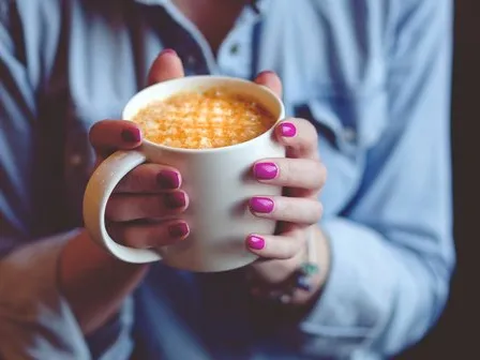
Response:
[[298, 217, 395, 353]]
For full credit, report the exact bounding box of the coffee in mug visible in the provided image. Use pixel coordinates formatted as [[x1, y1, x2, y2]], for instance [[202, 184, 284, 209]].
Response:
[[132, 88, 277, 149]]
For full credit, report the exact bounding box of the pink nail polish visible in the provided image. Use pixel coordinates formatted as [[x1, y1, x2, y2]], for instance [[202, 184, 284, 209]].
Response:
[[247, 235, 265, 250], [279, 122, 297, 137], [164, 192, 186, 209], [121, 127, 141, 143], [168, 222, 189, 238], [161, 48, 177, 57], [258, 70, 276, 76], [249, 197, 274, 213], [157, 170, 181, 189], [253, 162, 278, 180]]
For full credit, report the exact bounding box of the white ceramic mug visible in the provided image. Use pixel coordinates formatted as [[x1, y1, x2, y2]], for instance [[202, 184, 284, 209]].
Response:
[[83, 76, 285, 272]]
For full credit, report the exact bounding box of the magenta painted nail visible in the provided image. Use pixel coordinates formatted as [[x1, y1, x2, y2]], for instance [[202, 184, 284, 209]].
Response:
[[254, 162, 278, 180], [157, 170, 180, 189], [164, 192, 186, 209], [121, 127, 141, 143], [279, 122, 297, 137], [247, 235, 265, 250], [258, 70, 276, 76], [168, 222, 189, 238], [161, 48, 177, 57], [249, 197, 274, 213]]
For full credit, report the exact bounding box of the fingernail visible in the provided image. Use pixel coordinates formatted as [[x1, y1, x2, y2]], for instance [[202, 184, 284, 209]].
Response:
[[157, 170, 180, 189], [164, 192, 186, 209], [279, 122, 297, 137], [161, 48, 177, 57], [258, 70, 276, 76], [247, 235, 265, 250], [168, 222, 189, 238], [249, 197, 274, 213], [121, 127, 141, 143], [254, 162, 278, 180]]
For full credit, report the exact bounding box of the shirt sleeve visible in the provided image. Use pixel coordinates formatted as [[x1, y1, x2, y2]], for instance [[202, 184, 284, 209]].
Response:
[[0, 232, 135, 360], [290, 0, 455, 357], [0, 3, 133, 359]]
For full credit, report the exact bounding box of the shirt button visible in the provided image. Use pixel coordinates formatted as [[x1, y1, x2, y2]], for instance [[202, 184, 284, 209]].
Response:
[[343, 127, 357, 143], [186, 55, 197, 68], [230, 43, 240, 55]]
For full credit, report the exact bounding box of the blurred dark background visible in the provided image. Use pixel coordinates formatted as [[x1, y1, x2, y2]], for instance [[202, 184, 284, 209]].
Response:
[[398, 0, 480, 358]]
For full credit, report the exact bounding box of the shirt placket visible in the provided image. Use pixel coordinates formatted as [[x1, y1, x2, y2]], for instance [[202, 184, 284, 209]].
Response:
[[158, 1, 217, 76], [153, 1, 263, 79], [216, 8, 260, 80]]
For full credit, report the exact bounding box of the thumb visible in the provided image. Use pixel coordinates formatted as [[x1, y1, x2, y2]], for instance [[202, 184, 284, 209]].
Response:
[[147, 49, 185, 86], [254, 70, 282, 98]]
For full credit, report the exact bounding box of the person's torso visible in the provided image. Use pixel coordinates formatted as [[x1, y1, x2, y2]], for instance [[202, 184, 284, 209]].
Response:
[[11, 0, 391, 358]]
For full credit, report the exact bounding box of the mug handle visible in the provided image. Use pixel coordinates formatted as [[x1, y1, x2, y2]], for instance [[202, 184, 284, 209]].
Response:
[[83, 150, 162, 263]]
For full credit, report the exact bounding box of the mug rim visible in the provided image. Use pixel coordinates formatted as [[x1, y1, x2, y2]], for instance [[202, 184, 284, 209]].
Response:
[[122, 75, 285, 154]]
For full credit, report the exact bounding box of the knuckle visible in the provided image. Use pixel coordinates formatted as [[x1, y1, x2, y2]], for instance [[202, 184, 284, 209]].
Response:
[[280, 159, 295, 184], [124, 168, 147, 190], [274, 198, 290, 218]]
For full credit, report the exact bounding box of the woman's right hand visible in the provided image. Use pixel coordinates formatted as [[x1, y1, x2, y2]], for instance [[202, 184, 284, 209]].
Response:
[[89, 49, 190, 253], [89, 120, 190, 251]]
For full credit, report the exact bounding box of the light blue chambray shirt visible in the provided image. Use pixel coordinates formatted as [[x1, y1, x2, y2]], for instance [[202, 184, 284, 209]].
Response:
[[0, 0, 455, 359]]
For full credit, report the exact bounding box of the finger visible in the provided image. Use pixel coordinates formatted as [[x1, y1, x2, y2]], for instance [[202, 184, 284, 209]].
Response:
[[274, 118, 319, 160], [89, 120, 142, 158], [148, 49, 185, 86], [252, 158, 326, 190], [249, 196, 323, 224], [89, 120, 142, 156], [250, 255, 301, 285], [254, 70, 282, 98], [113, 164, 181, 193], [108, 220, 190, 249], [106, 191, 188, 222], [246, 234, 304, 260]]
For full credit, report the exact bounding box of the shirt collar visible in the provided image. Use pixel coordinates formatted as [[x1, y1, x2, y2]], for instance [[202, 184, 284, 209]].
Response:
[[133, 0, 168, 6]]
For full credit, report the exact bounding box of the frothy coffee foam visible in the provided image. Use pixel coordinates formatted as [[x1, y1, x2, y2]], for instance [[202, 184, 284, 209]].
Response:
[[132, 88, 276, 149]]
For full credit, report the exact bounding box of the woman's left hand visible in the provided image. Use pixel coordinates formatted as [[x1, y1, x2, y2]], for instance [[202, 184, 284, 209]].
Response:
[[247, 72, 329, 305]]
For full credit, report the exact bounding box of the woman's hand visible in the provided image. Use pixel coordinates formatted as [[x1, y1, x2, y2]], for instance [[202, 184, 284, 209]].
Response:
[[89, 50, 190, 252], [245, 73, 329, 305], [89, 121, 190, 249]]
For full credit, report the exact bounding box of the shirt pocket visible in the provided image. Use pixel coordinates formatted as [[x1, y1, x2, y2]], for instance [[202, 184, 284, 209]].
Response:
[[289, 85, 388, 158]]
